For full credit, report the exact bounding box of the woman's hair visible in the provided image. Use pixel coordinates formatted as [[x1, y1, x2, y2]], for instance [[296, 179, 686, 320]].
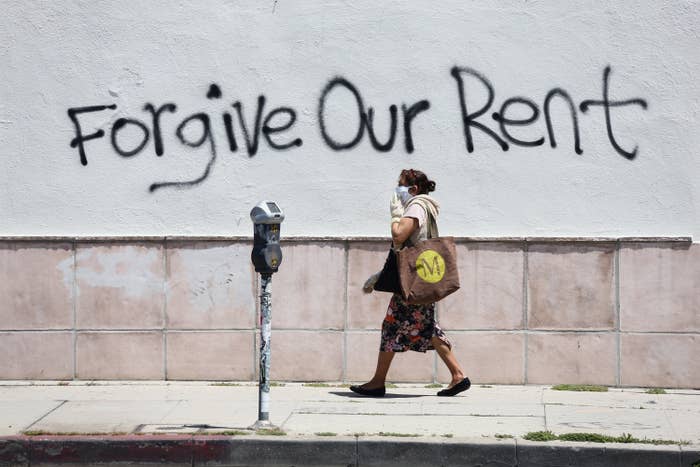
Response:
[[400, 168, 436, 194]]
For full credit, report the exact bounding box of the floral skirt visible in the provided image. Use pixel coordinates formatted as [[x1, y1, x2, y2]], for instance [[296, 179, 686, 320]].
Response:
[[380, 294, 451, 353]]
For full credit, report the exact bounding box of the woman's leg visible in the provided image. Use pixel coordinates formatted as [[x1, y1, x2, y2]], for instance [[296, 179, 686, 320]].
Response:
[[431, 336, 466, 387], [360, 351, 395, 389]]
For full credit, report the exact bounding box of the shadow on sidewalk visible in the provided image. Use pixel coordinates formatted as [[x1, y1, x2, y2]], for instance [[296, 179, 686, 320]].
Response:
[[329, 391, 426, 399]]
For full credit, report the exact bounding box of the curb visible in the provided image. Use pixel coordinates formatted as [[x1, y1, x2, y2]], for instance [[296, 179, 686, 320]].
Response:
[[1, 435, 698, 466]]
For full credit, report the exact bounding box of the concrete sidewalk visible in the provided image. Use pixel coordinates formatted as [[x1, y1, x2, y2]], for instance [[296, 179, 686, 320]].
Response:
[[1, 381, 699, 466]]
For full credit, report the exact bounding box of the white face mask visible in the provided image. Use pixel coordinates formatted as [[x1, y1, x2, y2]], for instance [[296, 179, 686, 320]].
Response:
[[395, 186, 412, 205]]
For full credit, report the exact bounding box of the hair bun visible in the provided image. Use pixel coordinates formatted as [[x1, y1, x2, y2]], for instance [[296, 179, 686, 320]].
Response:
[[427, 180, 436, 192]]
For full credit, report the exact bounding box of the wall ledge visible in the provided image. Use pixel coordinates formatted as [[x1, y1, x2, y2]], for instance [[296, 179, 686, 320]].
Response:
[[0, 236, 693, 243]]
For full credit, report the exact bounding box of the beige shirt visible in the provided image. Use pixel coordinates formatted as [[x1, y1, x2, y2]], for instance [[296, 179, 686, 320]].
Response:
[[402, 203, 428, 246]]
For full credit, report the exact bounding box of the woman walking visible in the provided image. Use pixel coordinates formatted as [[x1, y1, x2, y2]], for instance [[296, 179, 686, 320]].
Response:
[[350, 169, 470, 397]]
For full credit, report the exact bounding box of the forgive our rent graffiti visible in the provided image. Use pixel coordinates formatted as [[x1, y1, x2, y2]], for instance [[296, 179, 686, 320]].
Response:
[[67, 65, 648, 192]]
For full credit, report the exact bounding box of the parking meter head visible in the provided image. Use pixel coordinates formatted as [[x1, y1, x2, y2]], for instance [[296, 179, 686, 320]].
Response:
[[250, 201, 285, 224], [250, 201, 284, 274]]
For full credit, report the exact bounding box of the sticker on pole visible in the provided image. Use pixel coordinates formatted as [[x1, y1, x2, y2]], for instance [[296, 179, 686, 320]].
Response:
[[416, 249, 446, 283]]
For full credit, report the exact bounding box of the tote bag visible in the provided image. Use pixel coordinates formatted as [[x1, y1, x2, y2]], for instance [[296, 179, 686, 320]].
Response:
[[373, 246, 402, 294], [397, 236, 460, 304], [396, 210, 460, 304]]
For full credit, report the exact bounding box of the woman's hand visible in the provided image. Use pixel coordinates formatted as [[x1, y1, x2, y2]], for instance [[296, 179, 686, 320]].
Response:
[[392, 217, 418, 247], [389, 192, 404, 224]]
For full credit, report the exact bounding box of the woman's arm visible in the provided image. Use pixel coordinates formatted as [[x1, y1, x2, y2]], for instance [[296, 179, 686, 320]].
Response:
[[391, 217, 418, 246]]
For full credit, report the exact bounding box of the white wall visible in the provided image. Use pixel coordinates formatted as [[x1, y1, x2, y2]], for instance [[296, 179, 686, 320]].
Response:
[[2, 0, 698, 239]]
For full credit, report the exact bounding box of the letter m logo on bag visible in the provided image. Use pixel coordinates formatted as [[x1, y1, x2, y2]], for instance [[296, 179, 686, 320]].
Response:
[[416, 249, 446, 284], [398, 236, 460, 305]]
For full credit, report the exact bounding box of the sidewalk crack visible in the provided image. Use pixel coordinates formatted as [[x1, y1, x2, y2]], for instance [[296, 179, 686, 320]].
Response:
[[158, 399, 183, 423], [279, 408, 295, 430], [662, 407, 681, 444], [22, 400, 67, 432]]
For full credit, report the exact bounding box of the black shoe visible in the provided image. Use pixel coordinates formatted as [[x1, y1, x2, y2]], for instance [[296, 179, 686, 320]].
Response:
[[437, 377, 471, 397], [349, 385, 386, 397]]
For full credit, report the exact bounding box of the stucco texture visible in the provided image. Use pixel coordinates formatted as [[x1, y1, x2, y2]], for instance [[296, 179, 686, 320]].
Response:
[[0, 1, 698, 239]]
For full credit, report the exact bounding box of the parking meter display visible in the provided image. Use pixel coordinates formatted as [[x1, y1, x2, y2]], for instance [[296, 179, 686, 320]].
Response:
[[250, 201, 284, 274]]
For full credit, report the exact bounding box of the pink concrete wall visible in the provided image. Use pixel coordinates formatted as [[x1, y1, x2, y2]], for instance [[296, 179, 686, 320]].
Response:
[[0, 238, 697, 388]]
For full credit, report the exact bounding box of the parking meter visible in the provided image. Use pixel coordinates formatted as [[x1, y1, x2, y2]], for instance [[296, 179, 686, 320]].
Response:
[[249, 201, 284, 429], [250, 201, 284, 275]]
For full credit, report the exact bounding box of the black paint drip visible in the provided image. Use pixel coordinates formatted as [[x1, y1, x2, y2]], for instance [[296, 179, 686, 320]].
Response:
[[206, 83, 222, 99]]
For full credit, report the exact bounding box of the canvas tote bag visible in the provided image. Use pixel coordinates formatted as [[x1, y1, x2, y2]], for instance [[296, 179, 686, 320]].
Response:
[[396, 213, 460, 304]]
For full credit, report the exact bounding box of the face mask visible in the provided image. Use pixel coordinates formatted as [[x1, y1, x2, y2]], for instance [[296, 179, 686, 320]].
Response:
[[395, 186, 412, 205]]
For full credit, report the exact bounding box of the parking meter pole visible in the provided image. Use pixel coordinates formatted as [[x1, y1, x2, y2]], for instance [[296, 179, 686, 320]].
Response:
[[249, 200, 283, 431], [256, 273, 273, 425]]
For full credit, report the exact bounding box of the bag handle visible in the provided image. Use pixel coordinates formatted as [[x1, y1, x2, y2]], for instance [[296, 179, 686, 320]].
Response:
[[426, 210, 439, 239]]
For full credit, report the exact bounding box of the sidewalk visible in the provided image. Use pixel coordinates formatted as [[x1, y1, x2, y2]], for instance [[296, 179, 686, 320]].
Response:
[[1, 381, 699, 466]]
